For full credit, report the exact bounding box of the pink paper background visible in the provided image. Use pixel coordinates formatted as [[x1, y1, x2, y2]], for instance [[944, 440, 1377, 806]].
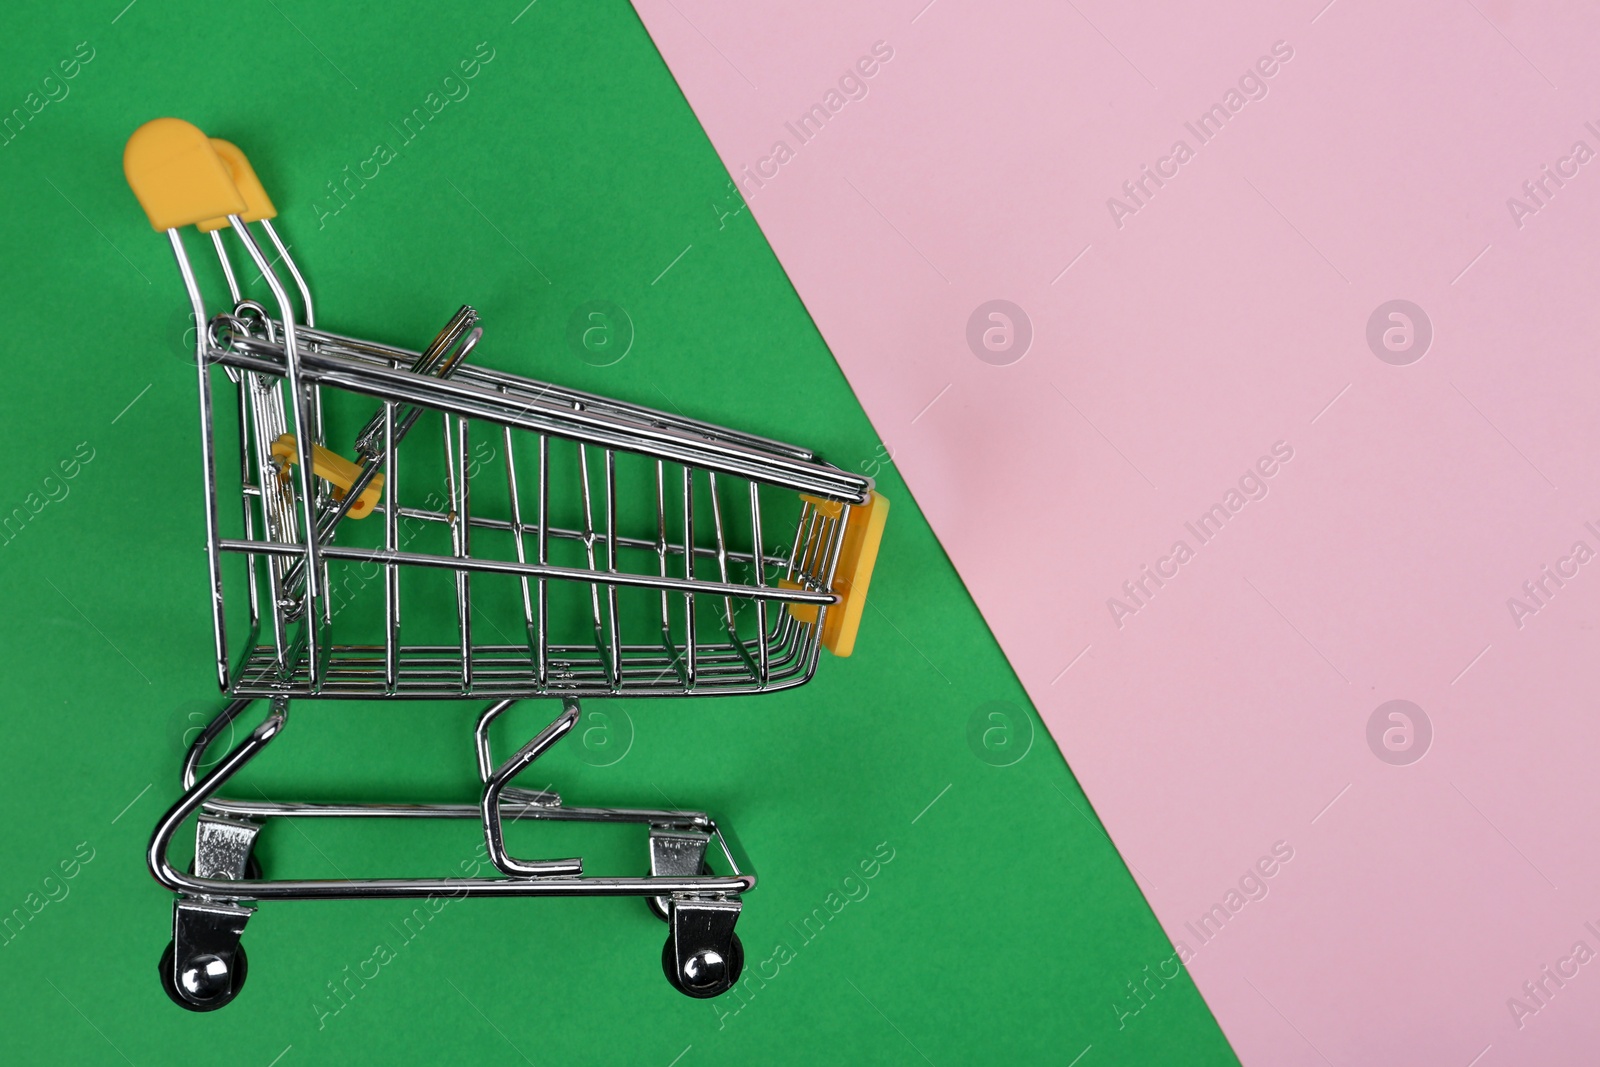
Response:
[[631, 1, 1600, 1062]]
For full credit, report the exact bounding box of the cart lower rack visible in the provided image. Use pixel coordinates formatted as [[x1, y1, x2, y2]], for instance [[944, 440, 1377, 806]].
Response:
[[123, 118, 888, 1010]]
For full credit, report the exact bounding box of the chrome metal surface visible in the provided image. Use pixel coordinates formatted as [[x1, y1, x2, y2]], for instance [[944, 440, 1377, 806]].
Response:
[[193, 816, 260, 883], [650, 829, 712, 920]]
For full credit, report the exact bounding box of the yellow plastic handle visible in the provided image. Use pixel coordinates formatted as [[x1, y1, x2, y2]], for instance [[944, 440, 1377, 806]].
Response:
[[198, 138, 277, 233], [271, 435, 384, 520], [781, 490, 890, 657], [123, 118, 245, 231]]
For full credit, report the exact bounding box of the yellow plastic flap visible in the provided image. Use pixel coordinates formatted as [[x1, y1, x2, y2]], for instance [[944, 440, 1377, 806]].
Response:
[[123, 118, 245, 231], [198, 138, 277, 233], [271, 435, 384, 519], [783, 491, 890, 657]]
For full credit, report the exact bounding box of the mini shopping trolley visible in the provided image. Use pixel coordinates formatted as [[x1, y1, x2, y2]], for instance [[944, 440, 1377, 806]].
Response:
[[123, 118, 889, 1011]]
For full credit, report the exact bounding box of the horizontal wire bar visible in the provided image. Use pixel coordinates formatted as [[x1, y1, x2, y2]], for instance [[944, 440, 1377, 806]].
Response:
[[218, 540, 836, 604]]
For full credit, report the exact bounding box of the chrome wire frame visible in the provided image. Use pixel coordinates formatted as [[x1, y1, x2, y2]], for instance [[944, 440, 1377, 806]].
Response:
[[151, 696, 755, 903], [195, 288, 864, 700], [149, 215, 866, 927]]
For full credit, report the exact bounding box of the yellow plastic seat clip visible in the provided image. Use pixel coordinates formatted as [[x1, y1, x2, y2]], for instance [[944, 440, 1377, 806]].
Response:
[[781, 491, 890, 657], [123, 118, 245, 231], [198, 139, 277, 233], [271, 435, 383, 520]]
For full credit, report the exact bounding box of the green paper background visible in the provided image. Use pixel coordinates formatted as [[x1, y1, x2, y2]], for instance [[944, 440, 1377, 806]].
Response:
[[0, 1, 1237, 1063]]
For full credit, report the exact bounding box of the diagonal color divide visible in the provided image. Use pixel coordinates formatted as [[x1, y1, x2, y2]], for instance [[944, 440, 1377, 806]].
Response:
[[631, 1, 1600, 1063]]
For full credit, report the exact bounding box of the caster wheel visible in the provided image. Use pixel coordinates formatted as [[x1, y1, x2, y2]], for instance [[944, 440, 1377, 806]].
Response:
[[662, 932, 743, 999], [158, 939, 248, 1012], [187, 855, 263, 881]]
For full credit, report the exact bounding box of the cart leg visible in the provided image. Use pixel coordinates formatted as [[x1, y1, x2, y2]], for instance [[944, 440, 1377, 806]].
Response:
[[152, 698, 287, 1011], [182, 697, 257, 793], [479, 699, 585, 877]]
